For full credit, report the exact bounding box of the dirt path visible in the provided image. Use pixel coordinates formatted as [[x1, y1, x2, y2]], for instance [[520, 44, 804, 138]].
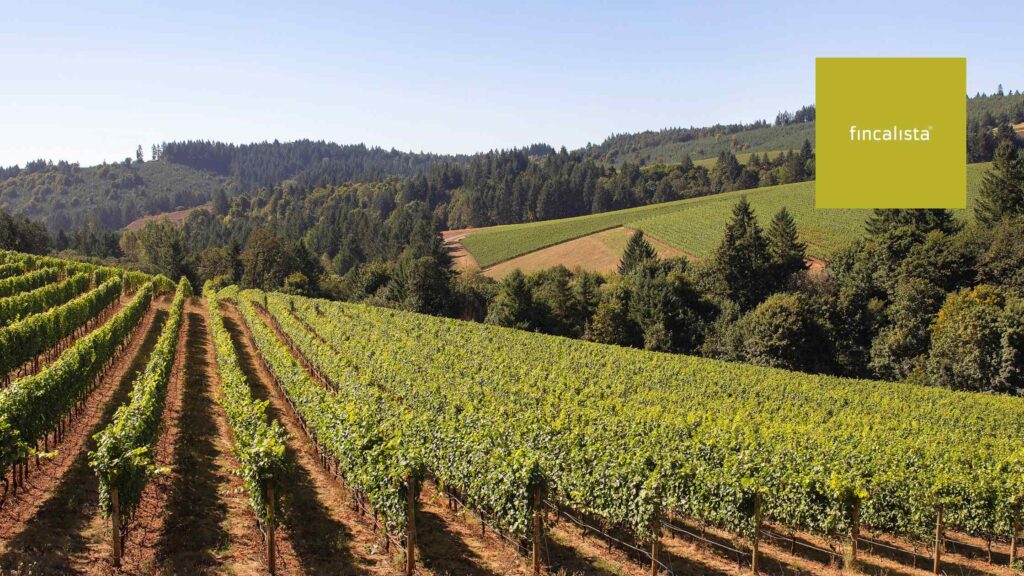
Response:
[[0, 302, 168, 575], [220, 304, 395, 575]]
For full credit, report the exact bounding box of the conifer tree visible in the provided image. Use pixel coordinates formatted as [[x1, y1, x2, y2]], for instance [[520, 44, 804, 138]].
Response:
[[714, 197, 770, 309], [975, 140, 1024, 226], [618, 229, 658, 275], [766, 207, 807, 286]]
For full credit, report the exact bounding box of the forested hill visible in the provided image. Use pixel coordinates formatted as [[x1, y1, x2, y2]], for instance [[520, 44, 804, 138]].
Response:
[[1, 91, 1020, 235], [157, 139, 477, 194], [584, 90, 1024, 166], [0, 159, 227, 232]]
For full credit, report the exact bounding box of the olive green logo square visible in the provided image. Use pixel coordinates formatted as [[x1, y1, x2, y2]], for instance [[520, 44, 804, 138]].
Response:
[[816, 58, 966, 208]]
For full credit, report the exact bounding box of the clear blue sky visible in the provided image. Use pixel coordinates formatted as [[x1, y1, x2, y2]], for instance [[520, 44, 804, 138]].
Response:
[[1, 0, 1019, 167]]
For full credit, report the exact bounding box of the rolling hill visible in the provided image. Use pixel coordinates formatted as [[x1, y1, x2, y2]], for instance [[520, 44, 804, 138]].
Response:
[[459, 162, 990, 269], [0, 160, 227, 232]]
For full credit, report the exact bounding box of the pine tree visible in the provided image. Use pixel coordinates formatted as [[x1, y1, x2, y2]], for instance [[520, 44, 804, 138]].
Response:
[[766, 207, 807, 287], [619, 230, 658, 275], [714, 197, 771, 309], [975, 140, 1024, 226]]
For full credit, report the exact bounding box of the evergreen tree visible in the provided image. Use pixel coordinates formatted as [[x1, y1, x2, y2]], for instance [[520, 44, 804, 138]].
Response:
[[865, 208, 961, 237], [714, 197, 771, 309], [975, 140, 1024, 225], [618, 230, 657, 275], [485, 270, 536, 330], [765, 207, 807, 287]]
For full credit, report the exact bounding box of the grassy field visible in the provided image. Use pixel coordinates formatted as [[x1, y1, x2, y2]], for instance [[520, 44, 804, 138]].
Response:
[[460, 163, 989, 267]]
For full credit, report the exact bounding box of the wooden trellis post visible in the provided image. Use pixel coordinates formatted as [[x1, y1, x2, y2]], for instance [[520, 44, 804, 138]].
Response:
[[405, 476, 417, 576], [532, 485, 544, 576], [751, 493, 762, 575], [1010, 515, 1019, 570], [111, 488, 122, 567], [847, 499, 860, 570], [651, 512, 662, 576], [933, 505, 943, 575], [266, 482, 277, 575]]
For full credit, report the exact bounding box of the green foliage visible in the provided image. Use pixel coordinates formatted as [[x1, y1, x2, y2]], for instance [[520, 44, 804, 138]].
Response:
[[120, 218, 187, 279], [0, 276, 123, 378], [975, 141, 1024, 226], [265, 289, 1024, 543], [0, 268, 59, 299], [485, 269, 536, 330], [714, 198, 771, 309], [461, 164, 990, 269], [869, 279, 946, 381], [926, 286, 1019, 392], [0, 272, 90, 327], [232, 289, 413, 534], [0, 282, 152, 469], [0, 160, 226, 231], [979, 216, 1024, 292], [618, 230, 657, 275], [765, 207, 807, 286], [738, 293, 829, 372], [205, 284, 287, 521], [0, 211, 49, 254], [91, 277, 190, 520]]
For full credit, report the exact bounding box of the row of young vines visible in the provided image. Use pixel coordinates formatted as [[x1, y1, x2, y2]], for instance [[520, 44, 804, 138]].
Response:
[[0, 281, 154, 489], [246, 289, 1024, 569], [0, 277, 124, 378], [205, 283, 287, 532], [0, 272, 91, 328]]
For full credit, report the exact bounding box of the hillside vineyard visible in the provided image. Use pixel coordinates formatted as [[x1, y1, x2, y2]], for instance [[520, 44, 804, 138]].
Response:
[[233, 289, 1024, 562], [1, 247, 1022, 575]]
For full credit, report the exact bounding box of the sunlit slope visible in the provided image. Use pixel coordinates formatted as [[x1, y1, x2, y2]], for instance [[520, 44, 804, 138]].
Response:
[[461, 163, 988, 267]]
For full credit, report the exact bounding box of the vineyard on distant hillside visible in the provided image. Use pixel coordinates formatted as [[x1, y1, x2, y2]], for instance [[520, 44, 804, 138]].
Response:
[[460, 163, 990, 267]]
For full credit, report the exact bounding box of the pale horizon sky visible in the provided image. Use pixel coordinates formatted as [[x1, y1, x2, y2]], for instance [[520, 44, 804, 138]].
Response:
[[1, 0, 1020, 167]]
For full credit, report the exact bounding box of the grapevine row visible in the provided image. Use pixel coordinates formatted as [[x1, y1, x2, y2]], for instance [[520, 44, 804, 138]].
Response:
[[270, 293, 1024, 553], [0, 268, 59, 299], [204, 283, 287, 525], [90, 276, 190, 531], [0, 272, 90, 328], [0, 277, 124, 378], [227, 288, 413, 535], [0, 281, 154, 473], [0, 262, 27, 280]]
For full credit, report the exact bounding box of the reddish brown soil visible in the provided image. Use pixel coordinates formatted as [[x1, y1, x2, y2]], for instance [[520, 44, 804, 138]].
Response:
[[0, 301, 169, 575], [482, 227, 687, 279], [123, 207, 206, 232], [144, 300, 268, 575]]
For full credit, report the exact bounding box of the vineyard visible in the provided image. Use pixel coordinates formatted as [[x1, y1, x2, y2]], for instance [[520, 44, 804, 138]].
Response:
[[0, 248, 1022, 575], [458, 162, 990, 267]]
